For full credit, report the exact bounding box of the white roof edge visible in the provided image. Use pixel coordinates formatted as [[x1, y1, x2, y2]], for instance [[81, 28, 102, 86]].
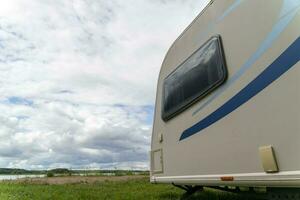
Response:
[[160, 0, 214, 70]]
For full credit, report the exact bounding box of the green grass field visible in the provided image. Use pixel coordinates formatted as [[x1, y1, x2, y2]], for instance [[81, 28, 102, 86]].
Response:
[[0, 178, 263, 200]]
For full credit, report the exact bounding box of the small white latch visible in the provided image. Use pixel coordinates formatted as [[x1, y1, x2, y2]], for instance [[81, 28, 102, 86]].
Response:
[[158, 133, 163, 143]]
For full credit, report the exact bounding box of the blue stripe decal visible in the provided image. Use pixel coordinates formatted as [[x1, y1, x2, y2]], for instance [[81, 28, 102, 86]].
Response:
[[195, 0, 245, 48], [180, 37, 300, 141], [217, 0, 245, 22], [192, 0, 300, 116], [280, 0, 300, 17]]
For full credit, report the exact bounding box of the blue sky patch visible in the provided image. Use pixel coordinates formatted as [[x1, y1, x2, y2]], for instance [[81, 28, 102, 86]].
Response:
[[7, 96, 33, 106]]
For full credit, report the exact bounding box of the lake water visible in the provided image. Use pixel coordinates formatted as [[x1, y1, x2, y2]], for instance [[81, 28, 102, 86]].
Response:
[[0, 174, 45, 180]]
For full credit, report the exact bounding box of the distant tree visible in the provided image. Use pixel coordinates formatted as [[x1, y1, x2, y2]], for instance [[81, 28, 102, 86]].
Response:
[[46, 171, 54, 177], [49, 168, 70, 174]]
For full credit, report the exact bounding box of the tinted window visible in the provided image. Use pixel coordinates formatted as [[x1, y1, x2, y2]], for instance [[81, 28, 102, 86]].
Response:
[[162, 36, 227, 121]]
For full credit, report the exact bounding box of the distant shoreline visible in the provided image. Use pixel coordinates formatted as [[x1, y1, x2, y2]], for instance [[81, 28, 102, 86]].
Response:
[[0, 168, 149, 176]]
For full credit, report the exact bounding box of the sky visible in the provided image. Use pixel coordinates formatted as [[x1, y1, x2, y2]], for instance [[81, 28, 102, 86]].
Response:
[[0, 0, 209, 170]]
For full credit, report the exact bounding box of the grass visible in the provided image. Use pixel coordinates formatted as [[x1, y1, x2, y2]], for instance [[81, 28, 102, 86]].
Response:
[[0, 177, 264, 200]]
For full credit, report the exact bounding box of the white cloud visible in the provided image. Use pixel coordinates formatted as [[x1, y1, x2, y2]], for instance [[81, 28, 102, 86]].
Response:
[[0, 0, 209, 169]]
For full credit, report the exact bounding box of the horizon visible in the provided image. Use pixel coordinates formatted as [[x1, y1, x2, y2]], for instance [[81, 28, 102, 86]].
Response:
[[0, 167, 149, 171]]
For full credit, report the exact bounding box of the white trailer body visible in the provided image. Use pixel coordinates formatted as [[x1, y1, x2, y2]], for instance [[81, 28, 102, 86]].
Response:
[[151, 0, 300, 188]]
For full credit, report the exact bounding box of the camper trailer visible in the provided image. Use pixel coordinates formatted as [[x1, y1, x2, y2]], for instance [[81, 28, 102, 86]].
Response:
[[150, 0, 300, 197]]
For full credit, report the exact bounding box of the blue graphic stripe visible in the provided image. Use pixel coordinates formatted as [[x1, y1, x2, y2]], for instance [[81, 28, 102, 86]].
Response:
[[193, 0, 300, 116], [280, 0, 300, 17], [217, 0, 245, 22], [180, 37, 300, 141], [195, 0, 245, 49]]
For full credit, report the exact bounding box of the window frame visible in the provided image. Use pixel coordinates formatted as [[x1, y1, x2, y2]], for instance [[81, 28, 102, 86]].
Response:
[[161, 35, 227, 121]]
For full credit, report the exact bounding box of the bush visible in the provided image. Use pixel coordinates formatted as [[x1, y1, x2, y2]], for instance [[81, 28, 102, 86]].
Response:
[[46, 171, 54, 177], [124, 171, 133, 176], [114, 171, 125, 176]]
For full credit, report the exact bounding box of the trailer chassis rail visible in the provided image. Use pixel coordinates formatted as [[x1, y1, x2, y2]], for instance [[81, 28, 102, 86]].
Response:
[[172, 184, 300, 200]]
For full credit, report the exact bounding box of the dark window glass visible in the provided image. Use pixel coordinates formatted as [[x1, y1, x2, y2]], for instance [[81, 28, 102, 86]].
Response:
[[162, 36, 227, 121]]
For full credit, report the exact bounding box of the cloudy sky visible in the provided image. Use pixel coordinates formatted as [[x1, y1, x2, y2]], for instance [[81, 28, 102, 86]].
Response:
[[0, 0, 209, 170]]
